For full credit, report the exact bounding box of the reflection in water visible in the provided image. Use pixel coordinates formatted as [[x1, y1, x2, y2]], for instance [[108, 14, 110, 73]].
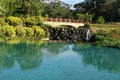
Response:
[[73, 44, 120, 73], [41, 42, 69, 57], [0, 42, 43, 70], [0, 42, 69, 70], [0, 43, 15, 69], [0, 42, 120, 73], [15, 43, 43, 69]]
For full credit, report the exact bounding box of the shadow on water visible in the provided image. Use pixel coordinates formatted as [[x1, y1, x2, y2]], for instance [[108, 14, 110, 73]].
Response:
[[0, 42, 120, 73]]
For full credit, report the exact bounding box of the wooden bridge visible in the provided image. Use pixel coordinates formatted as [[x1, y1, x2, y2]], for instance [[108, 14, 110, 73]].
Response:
[[44, 18, 85, 28]]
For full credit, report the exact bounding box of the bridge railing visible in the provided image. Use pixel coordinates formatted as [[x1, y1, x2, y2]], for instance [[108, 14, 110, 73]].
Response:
[[45, 18, 83, 23]]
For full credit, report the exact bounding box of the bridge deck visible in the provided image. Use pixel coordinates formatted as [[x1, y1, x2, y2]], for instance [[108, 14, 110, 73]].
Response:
[[45, 18, 83, 23], [44, 18, 85, 28]]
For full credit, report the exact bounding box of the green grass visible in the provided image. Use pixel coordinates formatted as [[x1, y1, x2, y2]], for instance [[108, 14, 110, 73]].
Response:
[[91, 23, 120, 31]]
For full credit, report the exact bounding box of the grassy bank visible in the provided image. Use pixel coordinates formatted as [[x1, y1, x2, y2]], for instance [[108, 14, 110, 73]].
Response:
[[91, 23, 120, 31], [0, 37, 46, 45], [90, 23, 120, 48], [0, 16, 120, 48]]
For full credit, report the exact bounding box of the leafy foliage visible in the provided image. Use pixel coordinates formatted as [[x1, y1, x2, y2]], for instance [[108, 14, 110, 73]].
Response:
[[95, 30, 120, 48], [76, 13, 85, 21], [43, 1, 71, 18], [25, 28, 34, 37], [0, 17, 8, 26], [74, 0, 120, 22], [32, 26, 45, 38], [23, 16, 44, 27], [84, 13, 93, 22], [5, 16, 21, 26], [0, 25, 15, 37], [15, 27, 26, 37], [97, 16, 105, 24]]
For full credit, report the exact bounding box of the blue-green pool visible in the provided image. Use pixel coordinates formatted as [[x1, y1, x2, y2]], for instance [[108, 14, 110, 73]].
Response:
[[0, 42, 120, 80]]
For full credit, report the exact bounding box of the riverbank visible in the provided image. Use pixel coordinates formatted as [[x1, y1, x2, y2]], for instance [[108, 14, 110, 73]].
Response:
[[90, 23, 120, 48], [0, 16, 120, 48]]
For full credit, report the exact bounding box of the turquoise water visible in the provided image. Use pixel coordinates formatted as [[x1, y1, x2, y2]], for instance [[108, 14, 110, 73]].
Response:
[[0, 42, 120, 80]]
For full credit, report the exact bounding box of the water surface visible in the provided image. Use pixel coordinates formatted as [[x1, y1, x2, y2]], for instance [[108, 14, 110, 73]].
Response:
[[0, 42, 120, 80]]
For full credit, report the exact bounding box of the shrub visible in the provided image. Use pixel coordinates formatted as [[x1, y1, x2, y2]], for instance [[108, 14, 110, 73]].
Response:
[[5, 16, 22, 26], [24, 16, 44, 27], [15, 27, 26, 37], [37, 16, 44, 26], [24, 17, 38, 27], [84, 24, 92, 28], [32, 26, 45, 38], [0, 26, 15, 37], [0, 17, 8, 26], [96, 16, 105, 24], [95, 35, 105, 40], [0, 26, 4, 36], [25, 28, 34, 37]]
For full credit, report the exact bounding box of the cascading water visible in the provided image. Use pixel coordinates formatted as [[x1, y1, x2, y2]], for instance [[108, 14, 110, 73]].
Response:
[[85, 28, 91, 41]]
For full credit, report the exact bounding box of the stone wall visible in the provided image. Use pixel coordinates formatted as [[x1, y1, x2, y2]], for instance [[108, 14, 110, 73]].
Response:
[[48, 26, 95, 42]]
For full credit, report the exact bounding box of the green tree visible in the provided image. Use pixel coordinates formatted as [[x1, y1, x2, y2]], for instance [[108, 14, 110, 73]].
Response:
[[0, 3, 5, 16], [76, 13, 85, 21], [0, 0, 16, 16], [14, 0, 44, 17], [43, 1, 71, 18], [74, 0, 120, 22]]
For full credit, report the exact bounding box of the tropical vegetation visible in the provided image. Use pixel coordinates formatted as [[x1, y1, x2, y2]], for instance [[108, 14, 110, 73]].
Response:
[[0, 0, 120, 48]]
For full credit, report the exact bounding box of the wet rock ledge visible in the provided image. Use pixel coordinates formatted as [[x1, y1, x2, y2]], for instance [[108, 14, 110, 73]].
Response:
[[47, 26, 95, 42]]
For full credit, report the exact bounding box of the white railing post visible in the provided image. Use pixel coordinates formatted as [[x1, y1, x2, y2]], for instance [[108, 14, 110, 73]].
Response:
[[55, 18, 56, 22], [50, 18, 52, 22], [77, 20, 78, 23]]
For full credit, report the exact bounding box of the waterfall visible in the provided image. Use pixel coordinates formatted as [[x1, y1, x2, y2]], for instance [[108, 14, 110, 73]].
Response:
[[86, 28, 91, 41], [49, 26, 93, 42]]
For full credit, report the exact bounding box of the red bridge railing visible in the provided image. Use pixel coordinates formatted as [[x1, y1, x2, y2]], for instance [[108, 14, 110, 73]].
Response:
[[45, 18, 83, 23]]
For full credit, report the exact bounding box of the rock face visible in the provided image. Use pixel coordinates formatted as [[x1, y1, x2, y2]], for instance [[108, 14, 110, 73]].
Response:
[[48, 26, 94, 42]]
